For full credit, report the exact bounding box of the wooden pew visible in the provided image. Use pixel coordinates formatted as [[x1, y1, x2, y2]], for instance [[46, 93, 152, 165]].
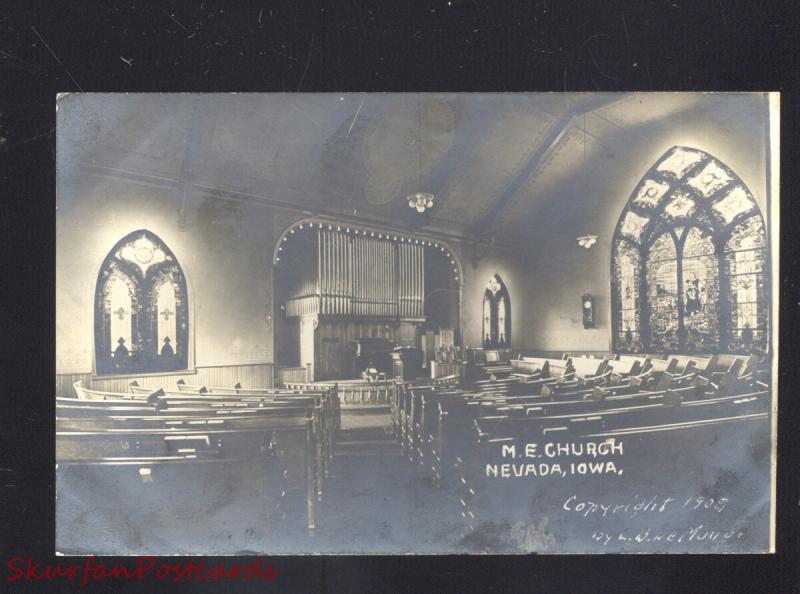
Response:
[[128, 380, 340, 426], [469, 350, 514, 379], [426, 381, 700, 465], [64, 381, 338, 513], [74, 381, 148, 401], [538, 358, 610, 395], [426, 375, 767, 528], [418, 358, 769, 487], [665, 355, 712, 374], [172, 379, 328, 396], [693, 358, 758, 395], [57, 413, 320, 532], [648, 357, 678, 375], [474, 389, 768, 442], [510, 357, 548, 375], [609, 355, 650, 377], [58, 396, 331, 483], [125, 380, 338, 458]]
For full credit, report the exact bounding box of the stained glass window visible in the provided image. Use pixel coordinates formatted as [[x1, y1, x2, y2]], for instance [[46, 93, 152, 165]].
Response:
[[687, 161, 733, 198], [646, 233, 679, 352], [663, 191, 696, 220], [497, 297, 507, 346], [156, 279, 178, 358], [107, 273, 134, 359], [655, 147, 703, 178], [620, 211, 650, 242], [612, 146, 769, 354], [633, 179, 670, 209], [483, 297, 492, 346], [95, 230, 189, 374], [482, 274, 511, 349], [725, 216, 768, 353], [681, 227, 719, 353], [713, 187, 757, 225], [613, 241, 641, 352]]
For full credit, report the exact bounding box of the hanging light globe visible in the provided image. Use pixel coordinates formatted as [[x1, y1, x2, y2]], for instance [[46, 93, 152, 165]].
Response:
[[408, 192, 435, 213]]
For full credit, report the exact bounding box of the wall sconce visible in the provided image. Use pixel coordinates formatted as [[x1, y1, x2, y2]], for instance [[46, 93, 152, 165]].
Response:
[[577, 235, 598, 249]]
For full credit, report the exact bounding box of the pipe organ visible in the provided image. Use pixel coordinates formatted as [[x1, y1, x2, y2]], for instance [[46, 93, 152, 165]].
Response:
[[284, 227, 426, 320]]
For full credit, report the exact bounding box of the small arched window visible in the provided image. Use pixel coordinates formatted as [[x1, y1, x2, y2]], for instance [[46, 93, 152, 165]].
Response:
[[95, 230, 189, 375], [611, 146, 769, 355], [482, 274, 511, 348]]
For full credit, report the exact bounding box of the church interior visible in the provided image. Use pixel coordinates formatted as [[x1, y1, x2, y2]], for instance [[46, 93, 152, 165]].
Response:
[[55, 93, 776, 554]]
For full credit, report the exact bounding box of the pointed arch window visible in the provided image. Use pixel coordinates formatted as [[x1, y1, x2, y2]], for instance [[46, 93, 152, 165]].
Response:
[[483, 274, 511, 348], [95, 230, 189, 374], [611, 146, 769, 355]]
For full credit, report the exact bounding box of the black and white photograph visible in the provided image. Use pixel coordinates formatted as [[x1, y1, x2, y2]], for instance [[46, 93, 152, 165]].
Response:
[[55, 92, 778, 555]]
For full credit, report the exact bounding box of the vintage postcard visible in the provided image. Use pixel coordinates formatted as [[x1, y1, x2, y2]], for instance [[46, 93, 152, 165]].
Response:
[[55, 92, 778, 554]]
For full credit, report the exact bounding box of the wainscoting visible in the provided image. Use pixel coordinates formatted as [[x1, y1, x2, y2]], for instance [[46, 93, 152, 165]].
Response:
[[56, 363, 275, 397]]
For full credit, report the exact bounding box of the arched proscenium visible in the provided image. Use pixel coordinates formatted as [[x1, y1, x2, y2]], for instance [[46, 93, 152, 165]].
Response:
[[273, 219, 463, 284]]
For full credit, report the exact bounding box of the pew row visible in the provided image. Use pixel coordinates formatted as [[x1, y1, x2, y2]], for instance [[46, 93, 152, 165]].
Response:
[[58, 381, 343, 532]]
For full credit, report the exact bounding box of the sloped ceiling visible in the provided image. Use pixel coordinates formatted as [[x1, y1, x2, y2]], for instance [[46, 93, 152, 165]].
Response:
[[61, 92, 767, 246]]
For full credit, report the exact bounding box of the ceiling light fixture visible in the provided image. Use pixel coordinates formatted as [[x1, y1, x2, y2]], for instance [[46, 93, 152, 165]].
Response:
[[408, 192, 434, 213], [407, 95, 435, 214], [577, 235, 598, 249]]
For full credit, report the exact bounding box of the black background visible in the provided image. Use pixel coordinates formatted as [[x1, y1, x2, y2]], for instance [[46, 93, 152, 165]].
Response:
[[0, 1, 798, 591]]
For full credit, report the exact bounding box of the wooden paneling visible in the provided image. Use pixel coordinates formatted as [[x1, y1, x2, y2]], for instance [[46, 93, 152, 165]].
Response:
[[56, 373, 92, 398], [56, 363, 275, 397], [430, 360, 466, 381], [276, 366, 309, 385], [313, 319, 420, 381]]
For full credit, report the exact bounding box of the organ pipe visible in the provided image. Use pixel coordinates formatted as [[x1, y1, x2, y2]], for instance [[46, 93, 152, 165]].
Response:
[[291, 227, 428, 319]]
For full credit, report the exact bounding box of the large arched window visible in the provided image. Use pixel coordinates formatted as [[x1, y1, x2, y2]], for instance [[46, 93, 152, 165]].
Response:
[[95, 230, 189, 375], [483, 274, 511, 348], [611, 146, 769, 355]]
